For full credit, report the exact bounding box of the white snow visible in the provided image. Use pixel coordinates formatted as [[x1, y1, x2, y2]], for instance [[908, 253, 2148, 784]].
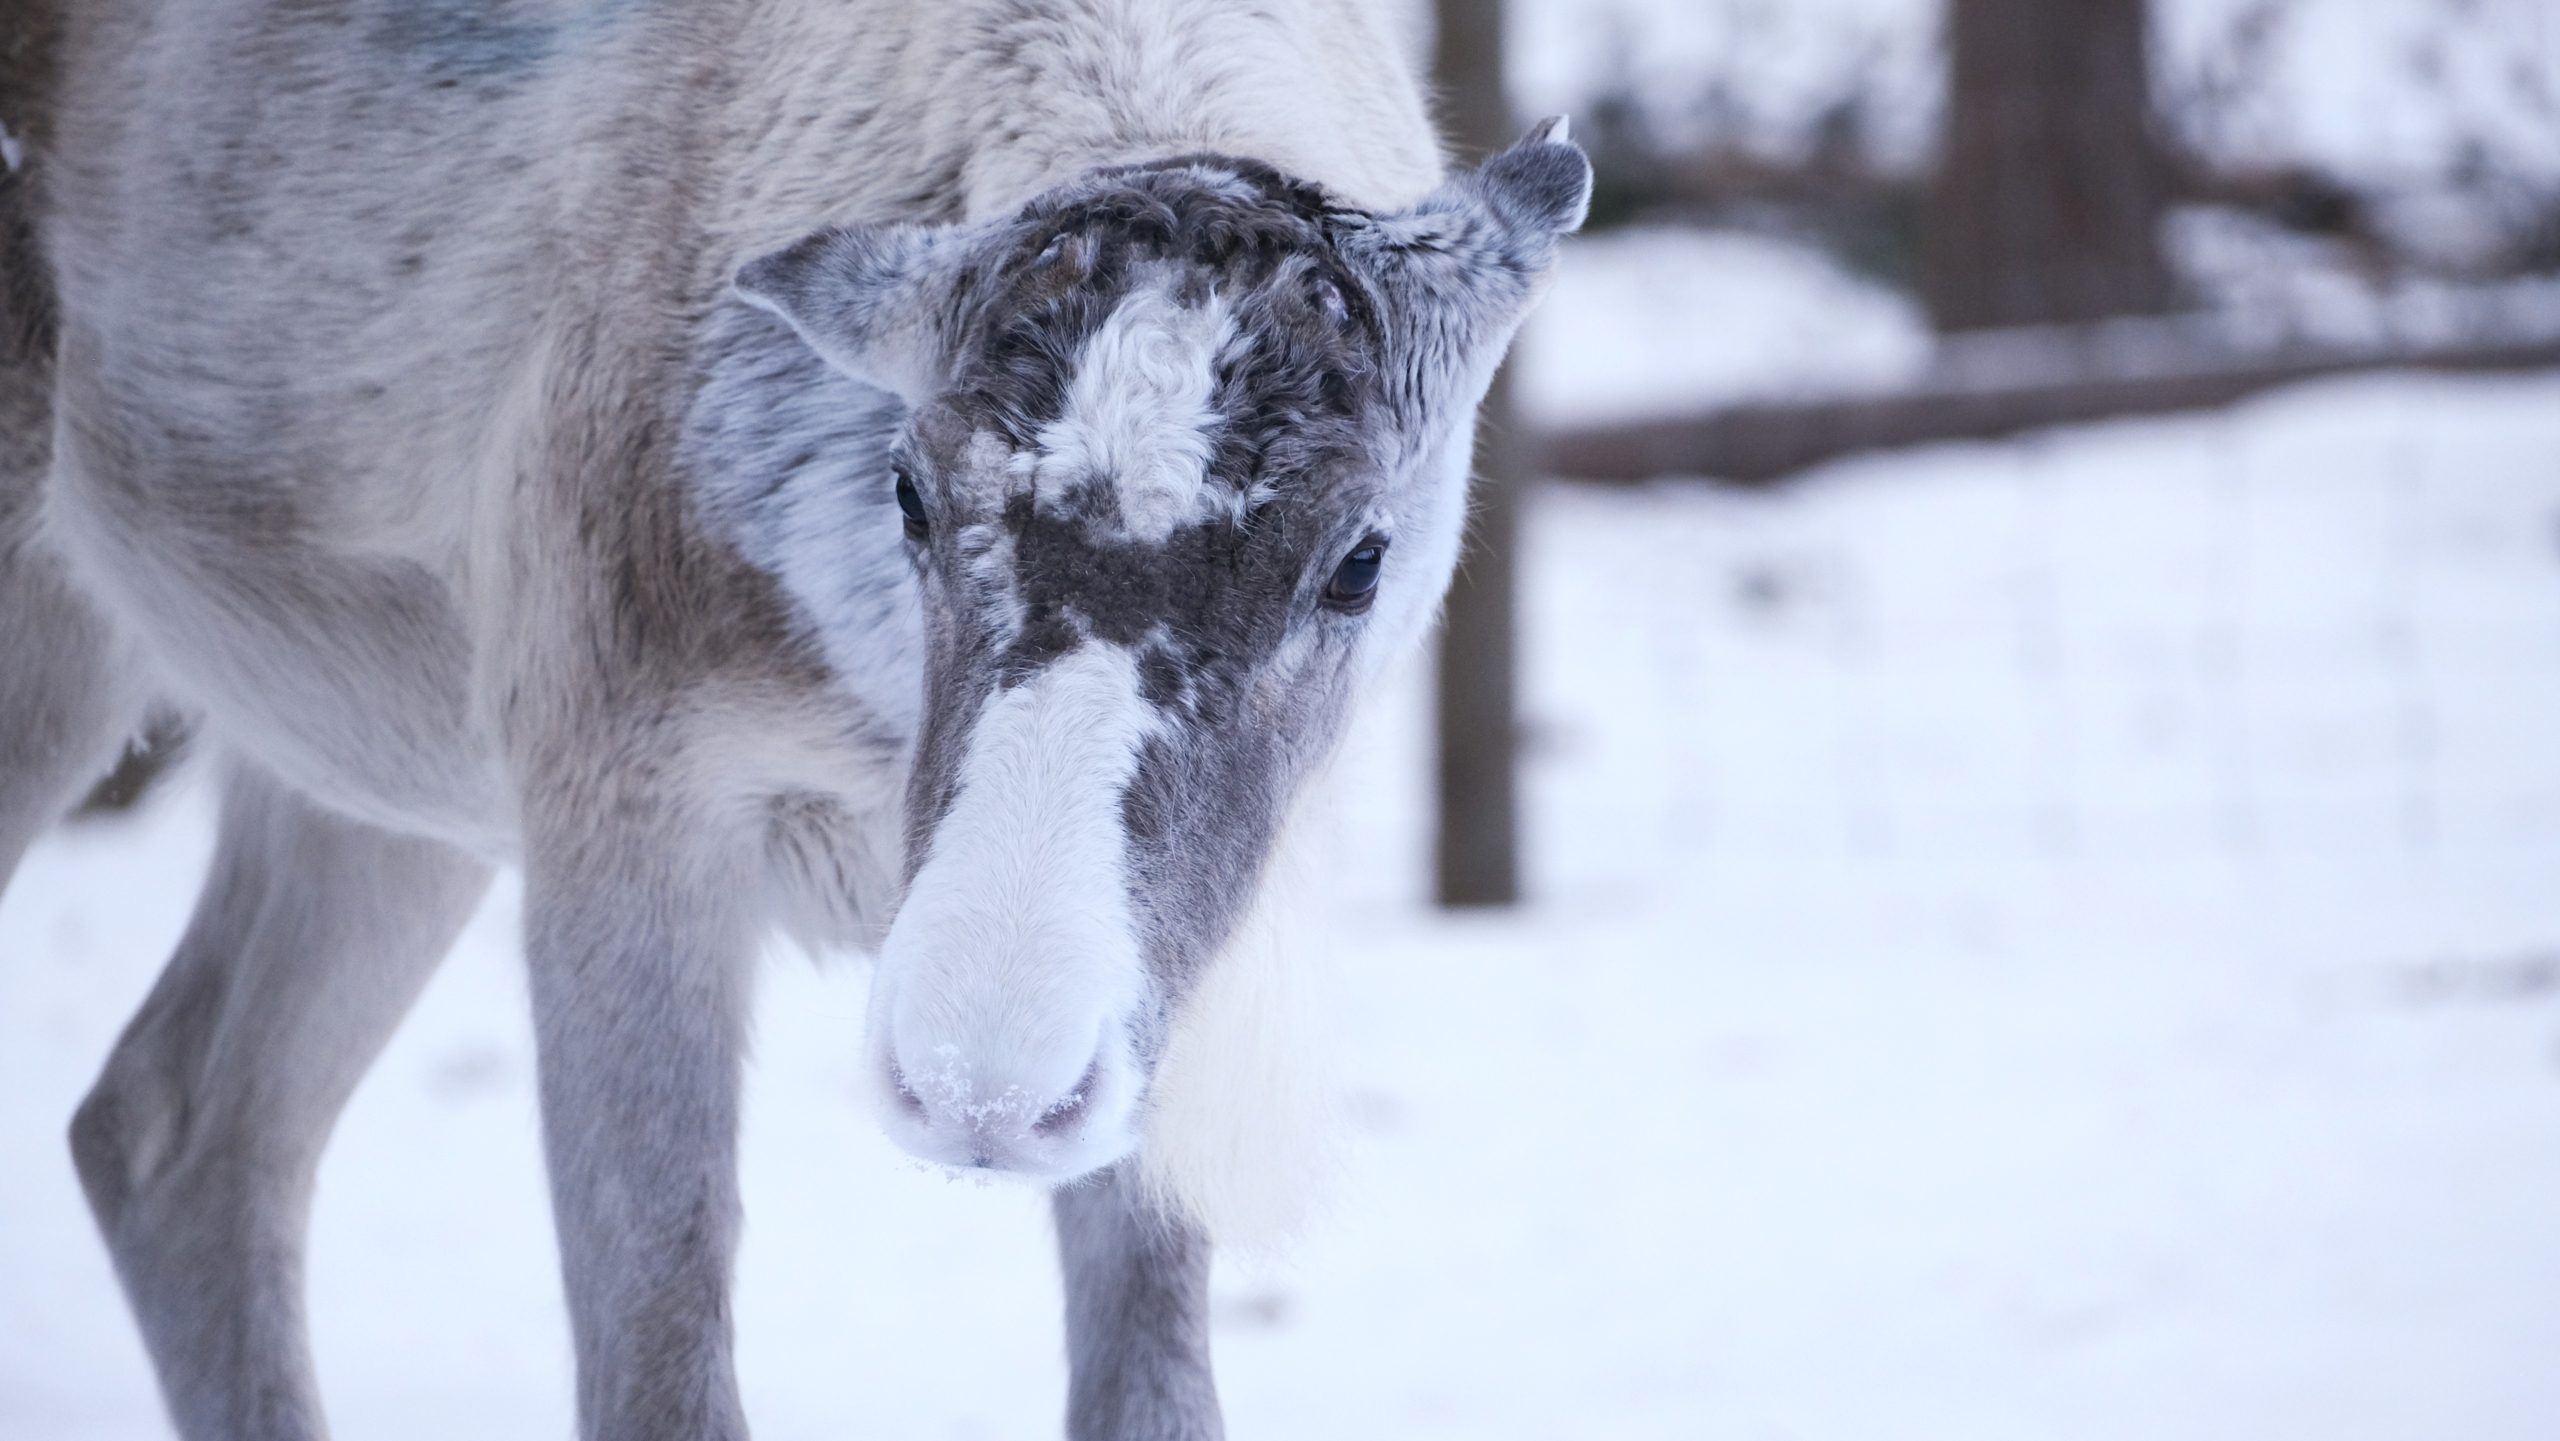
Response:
[[6, 364, 2559, 1438], [1519, 214, 2560, 433], [2167, 204, 2560, 348], [1514, 226, 1931, 425], [1510, 0, 2560, 184], [2153, 0, 2560, 183], [1509, 0, 1947, 168]]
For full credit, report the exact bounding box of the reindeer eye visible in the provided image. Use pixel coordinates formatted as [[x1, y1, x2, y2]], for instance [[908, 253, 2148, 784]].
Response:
[[893, 468, 929, 542], [1323, 536, 1388, 613]]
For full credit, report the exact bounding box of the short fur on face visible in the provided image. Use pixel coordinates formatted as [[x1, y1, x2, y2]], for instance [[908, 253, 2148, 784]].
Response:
[[734, 125, 1590, 1201]]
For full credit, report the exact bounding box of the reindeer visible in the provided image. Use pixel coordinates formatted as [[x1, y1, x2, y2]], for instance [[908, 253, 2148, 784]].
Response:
[[0, 1, 1589, 1436]]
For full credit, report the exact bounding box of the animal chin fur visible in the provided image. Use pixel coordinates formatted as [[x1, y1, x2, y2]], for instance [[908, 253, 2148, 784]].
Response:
[[1137, 762, 1342, 1249]]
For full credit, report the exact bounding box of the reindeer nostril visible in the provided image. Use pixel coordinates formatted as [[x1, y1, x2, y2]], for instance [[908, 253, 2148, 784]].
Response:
[[888, 1062, 928, 1118], [1033, 1053, 1104, 1138]]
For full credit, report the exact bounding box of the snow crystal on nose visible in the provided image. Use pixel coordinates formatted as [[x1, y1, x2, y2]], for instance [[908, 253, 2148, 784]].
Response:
[[899, 1043, 1047, 1133]]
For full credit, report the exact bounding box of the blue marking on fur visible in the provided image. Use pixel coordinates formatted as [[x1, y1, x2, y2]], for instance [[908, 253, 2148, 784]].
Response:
[[376, 0, 636, 82]]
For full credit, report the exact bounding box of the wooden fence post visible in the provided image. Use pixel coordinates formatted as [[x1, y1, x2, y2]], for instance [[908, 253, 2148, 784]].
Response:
[[1431, 0, 1523, 907], [1927, 0, 2174, 331]]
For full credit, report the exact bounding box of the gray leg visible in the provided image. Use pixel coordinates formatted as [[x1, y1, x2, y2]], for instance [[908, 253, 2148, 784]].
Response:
[[1053, 1166, 1225, 1441], [2, 176, 143, 884], [0, 476, 145, 885], [523, 799, 755, 1441], [67, 762, 493, 1441]]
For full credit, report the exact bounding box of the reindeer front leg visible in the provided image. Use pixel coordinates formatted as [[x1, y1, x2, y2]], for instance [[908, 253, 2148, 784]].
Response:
[[525, 800, 755, 1441], [1053, 1166, 1224, 1441]]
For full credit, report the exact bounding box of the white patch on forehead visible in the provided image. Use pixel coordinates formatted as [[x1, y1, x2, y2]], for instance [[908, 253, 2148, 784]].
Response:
[[961, 429, 1013, 477], [1027, 283, 1232, 542]]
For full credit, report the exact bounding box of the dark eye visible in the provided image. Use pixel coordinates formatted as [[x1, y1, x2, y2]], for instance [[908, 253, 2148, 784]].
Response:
[[1323, 536, 1388, 612], [893, 467, 929, 542]]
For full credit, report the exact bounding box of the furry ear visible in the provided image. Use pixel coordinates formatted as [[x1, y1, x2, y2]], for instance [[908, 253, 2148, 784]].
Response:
[[1473, 116, 1593, 242], [1360, 115, 1591, 298], [734, 223, 970, 401], [1342, 117, 1593, 407]]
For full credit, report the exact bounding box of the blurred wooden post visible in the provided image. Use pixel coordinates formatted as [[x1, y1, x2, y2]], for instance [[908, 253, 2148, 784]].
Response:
[[1430, 0, 1522, 907], [1926, 0, 2173, 331]]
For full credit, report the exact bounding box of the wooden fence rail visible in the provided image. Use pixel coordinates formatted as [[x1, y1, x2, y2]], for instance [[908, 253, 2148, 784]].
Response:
[[1542, 329, 2560, 486]]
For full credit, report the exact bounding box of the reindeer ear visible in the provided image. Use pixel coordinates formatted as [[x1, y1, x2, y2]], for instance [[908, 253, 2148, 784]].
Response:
[[1359, 116, 1592, 300], [734, 223, 970, 401], [1343, 117, 1593, 406], [1471, 116, 1593, 242]]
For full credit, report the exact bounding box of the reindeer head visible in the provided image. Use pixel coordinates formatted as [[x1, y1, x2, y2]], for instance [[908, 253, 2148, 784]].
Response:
[[736, 123, 1589, 1187]]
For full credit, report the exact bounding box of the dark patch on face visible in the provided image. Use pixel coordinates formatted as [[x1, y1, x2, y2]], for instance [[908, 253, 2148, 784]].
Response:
[[914, 475, 1365, 1003], [1115, 639, 1355, 1010], [1136, 643, 1190, 711], [902, 155, 1401, 704], [898, 157, 1412, 1014], [995, 595, 1081, 686], [996, 493, 1278, 661], [937, 156, 1383, 518]]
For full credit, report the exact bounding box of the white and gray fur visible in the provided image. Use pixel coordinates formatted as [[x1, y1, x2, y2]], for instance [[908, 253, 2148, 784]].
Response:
[[0, 1, 1589, 1437]]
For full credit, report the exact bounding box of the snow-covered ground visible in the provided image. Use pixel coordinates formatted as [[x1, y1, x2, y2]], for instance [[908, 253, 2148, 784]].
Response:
[[1510, 0, 2560, 184], [6, 360, 2558, 1439], [1516, 215, 2560, 433]]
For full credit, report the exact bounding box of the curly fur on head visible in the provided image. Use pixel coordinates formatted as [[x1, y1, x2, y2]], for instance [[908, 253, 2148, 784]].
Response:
[[723, 124, 1591, 1233]]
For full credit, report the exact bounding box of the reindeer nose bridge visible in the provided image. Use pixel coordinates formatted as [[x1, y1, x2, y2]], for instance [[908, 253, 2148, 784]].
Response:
[[867, 640, 1156, 1176]]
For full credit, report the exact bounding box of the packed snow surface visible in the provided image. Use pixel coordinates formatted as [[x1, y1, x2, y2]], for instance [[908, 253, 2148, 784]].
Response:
[[6, 367, 2557, 1439]]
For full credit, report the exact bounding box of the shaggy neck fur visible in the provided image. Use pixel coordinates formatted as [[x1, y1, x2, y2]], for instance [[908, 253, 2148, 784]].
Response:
[[701, 0, 1443, 269], [898, 0, 1442, 218]]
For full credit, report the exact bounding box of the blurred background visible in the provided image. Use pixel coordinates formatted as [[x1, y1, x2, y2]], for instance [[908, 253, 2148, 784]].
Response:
[[5, 1, 2558, 1437]]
